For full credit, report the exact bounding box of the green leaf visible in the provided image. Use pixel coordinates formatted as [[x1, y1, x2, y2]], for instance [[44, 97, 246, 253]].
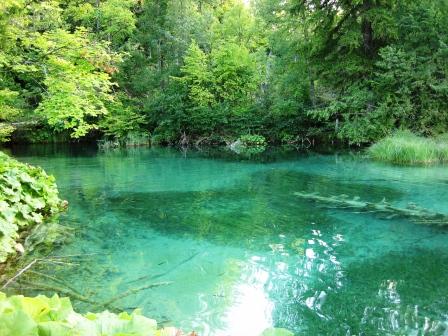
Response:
[[260, 328, 295, 336]]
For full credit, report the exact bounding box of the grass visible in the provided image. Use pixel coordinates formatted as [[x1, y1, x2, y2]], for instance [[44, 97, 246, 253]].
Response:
[[368, 130, 448, 165]]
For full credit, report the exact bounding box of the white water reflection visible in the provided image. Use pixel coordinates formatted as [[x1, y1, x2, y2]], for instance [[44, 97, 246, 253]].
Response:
[[218, 260, 273, 336], [221, 283, 273, 335]]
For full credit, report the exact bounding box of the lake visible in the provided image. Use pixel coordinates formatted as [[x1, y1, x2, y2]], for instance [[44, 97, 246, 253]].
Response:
[[8, 145, 448, 335]]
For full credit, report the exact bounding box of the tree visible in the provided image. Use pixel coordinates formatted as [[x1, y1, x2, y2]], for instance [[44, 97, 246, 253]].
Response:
[[64, 0, 138, 48], [211, 42, 258, 106], [181, 40, 215, 108], [0, 0, 130, 141], [24, 28, 120, 138], [0, 0, 25, 143]]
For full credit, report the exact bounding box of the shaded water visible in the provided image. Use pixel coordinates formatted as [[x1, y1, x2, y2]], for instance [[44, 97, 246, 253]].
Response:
[[8, 145, 448, 335]]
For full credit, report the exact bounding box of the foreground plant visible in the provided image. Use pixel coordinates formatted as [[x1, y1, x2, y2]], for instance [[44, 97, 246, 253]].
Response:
[[0, 292, 160, 336], [0, 152, 65, 262]]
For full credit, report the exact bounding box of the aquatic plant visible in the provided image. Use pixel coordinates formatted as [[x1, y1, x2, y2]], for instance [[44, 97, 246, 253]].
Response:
[[368, 130, 448, 165], [0, 152, 64, 262]]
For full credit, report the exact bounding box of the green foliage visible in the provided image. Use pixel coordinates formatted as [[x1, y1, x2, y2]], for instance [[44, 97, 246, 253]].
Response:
[[0, 89, 22, 125], [368, 131, 448, 165], [0, 1, 26, 143], [239, 134, 266, 147], [64, 0, 138, 48], [180, 41, 215, 108], [0, 125, 14, 143], [258, 0, 448, 144], [120, 0, 265, 144], [0, 292, 159, 336], [0, 151, 63, 262], [29, 28, 119, 138], [212, 1, 265, 50], [0, 0, 132, 143], [2, 0, 448, 146], [230, 134, 267, 155], [99, 95, 147, 140], [0, 87, 21, 142], [211, 42, 259, 105]]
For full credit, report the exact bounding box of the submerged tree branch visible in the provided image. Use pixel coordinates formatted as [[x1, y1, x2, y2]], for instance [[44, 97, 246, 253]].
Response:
[[97, 281, 174, 309], [1, 259, 38, 289], [16, 279, 97, 305], [294, 192, 448, 227]]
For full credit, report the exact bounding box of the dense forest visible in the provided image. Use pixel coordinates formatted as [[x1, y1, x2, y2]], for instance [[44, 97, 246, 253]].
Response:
[[2, 2, 448, 335], [1, 0, 448, 146]]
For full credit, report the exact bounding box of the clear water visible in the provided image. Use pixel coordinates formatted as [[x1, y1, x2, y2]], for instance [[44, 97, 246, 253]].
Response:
[[8, 145, 448, 335]]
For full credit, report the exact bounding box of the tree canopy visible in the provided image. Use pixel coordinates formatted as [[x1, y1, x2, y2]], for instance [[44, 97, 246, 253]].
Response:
[[1, 0, 447, 145]]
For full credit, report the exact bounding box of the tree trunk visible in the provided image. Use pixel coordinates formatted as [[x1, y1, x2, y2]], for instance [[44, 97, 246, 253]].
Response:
[[361, 0, 374, 57], [95, 0, 101, 34]]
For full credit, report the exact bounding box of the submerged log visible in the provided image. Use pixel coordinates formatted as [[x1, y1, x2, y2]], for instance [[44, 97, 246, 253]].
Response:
[[127, 251, 200, 284], [28, 270, 83, 296], [96, 281, 173, 310], [294, 192, 448, 227], [16, 279, 97, 305]]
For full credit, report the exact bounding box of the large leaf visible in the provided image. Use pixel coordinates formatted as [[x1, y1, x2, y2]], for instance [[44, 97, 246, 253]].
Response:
[[0, 292, 160, 336], [0, 151, 64, 262]]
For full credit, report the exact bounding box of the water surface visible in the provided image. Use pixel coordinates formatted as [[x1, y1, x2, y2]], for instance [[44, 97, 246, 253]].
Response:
[[9, 145, 448, 335]]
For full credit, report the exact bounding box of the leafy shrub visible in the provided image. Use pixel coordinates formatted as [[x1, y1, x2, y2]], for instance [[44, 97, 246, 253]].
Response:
[[239, 134, 267, 147], [368, 130, 448, 165], [0, 152, 64, 262], [228, 134, 267, 156], [280, 134, 296, 145], [151, 122, 179, 146], [0, 88, 22, 144], [99, 96, 147, 140], [0, 124, 14, 143]]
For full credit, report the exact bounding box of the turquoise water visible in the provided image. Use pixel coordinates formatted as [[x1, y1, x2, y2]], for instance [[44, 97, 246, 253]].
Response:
[[8, 145, 448, 335]]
